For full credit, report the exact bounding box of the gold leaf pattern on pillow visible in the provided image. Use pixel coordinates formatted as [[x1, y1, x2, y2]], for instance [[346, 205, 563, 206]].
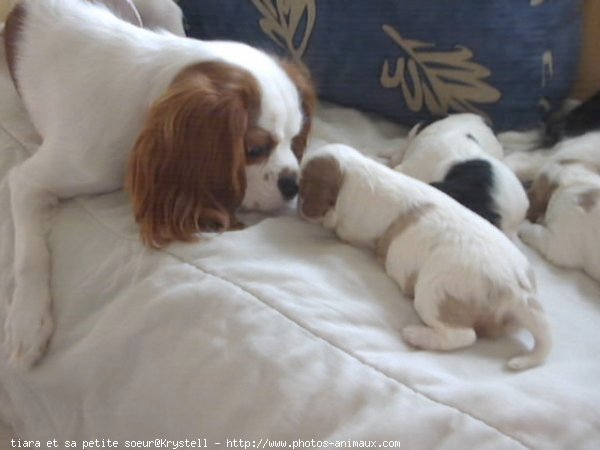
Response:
[[380, 25, 501, 121], [252, 0, 316, 61]]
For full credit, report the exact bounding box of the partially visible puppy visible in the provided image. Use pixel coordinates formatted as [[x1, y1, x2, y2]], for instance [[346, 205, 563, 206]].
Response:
[[520, 132, 600, 282], [503, 93, 600, 182], [299, 144, 551, 370], [394, 114, 528, 239], [544, 91, 600, 147]]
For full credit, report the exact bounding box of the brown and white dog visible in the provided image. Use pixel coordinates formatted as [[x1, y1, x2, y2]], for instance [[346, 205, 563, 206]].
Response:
[[520, 132, 600, 282], [3, 0, 315, 367], [299, 144, 551, 370]]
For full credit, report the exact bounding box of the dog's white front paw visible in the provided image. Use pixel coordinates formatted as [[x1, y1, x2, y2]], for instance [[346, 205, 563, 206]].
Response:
[[4, 288, 54, 369]]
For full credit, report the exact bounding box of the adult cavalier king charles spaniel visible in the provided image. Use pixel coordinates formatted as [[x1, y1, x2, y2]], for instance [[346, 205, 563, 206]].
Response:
[[3, 0, 315, 367]]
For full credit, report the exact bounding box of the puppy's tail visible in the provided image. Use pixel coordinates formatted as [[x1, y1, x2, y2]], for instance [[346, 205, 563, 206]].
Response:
[[507, 296, 552, 371]]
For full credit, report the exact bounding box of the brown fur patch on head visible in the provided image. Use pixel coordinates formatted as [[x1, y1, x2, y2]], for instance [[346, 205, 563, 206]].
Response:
[[527, 174, 558, 222], [577, 188, 600, 212], [278, 60, 317, 161], [402, 272, 419, 299], [375, 203, 435, 262], [126, 61, 261, 248], [298, 155, 343, 220]]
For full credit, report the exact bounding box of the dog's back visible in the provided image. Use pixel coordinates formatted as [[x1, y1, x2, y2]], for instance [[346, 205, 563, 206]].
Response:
[[398, 118, 528, 237], [348, 151, 551, 370], [431, 159, 502, 229], [381, 181, 551, 370]]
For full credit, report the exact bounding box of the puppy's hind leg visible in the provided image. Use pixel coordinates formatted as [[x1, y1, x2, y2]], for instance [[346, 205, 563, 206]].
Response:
[[5, 155, 61, 368], [402, 282, 477, 351]]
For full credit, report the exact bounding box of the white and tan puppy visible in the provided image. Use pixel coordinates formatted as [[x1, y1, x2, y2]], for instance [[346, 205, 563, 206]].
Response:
[[299, 144, 551, 370], [394, 114, 528, 239], [520, 132, 600, 282]]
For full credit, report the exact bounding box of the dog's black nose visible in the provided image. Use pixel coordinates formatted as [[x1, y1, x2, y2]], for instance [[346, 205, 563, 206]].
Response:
[[278, 174, 299, 200]]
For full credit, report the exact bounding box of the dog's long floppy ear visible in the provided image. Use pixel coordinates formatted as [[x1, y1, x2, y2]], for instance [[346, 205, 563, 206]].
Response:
[[126, 61, 261, 248], [526, 173, 557, 223]]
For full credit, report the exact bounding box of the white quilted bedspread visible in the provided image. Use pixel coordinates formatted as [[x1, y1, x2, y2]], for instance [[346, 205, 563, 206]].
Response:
[[1, 45, 599, 450]]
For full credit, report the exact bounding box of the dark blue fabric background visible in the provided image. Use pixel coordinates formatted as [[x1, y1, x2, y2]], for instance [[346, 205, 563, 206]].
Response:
[[178, 0, 582, 131]]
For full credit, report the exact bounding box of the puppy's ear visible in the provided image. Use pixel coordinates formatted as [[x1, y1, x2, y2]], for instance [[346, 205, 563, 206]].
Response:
[[126, 62, 260, 248], [279, 60, 317, 161], [299, 155, 343, 219], [526, 174, 556, 223]]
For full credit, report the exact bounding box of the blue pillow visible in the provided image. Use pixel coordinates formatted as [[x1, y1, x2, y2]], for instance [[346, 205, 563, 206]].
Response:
[[178, 0, 582, 131]]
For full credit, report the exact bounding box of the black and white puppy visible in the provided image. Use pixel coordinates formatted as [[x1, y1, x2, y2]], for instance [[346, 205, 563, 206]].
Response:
[[394, 114, 529, 239], [544, 90, 600, 147]]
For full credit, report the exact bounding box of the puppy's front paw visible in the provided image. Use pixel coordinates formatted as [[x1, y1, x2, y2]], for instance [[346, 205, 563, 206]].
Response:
[[4, 290, 54, 369]]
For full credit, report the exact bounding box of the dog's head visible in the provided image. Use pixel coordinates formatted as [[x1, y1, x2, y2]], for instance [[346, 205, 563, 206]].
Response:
[[298, 147, 346, 224], [527, 157, 600, 222], [127, 59, 315, 247]]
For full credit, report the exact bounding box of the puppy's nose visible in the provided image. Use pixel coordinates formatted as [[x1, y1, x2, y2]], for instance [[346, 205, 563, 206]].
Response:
[[278, 173, 299, 200]]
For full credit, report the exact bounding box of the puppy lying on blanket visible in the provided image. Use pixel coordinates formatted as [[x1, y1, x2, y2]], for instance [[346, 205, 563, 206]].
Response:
[[521, 132, 600, 282], [394, 114, 528, 239], [299, 144, 551, 370]]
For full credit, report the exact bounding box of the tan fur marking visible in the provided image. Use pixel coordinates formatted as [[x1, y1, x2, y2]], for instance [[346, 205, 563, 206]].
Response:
[[577, 188, 600, 212], [437, 295, 516, 338], [527, 174, 558, 222], [403, 272, 418, 299], [278, 60, 317, 161], [375, 203, 435, 262]]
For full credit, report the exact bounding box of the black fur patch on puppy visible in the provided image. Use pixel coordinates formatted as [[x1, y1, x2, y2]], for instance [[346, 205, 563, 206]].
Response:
[[431, 159, 501, 228], [544, 90, 600, 147]]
